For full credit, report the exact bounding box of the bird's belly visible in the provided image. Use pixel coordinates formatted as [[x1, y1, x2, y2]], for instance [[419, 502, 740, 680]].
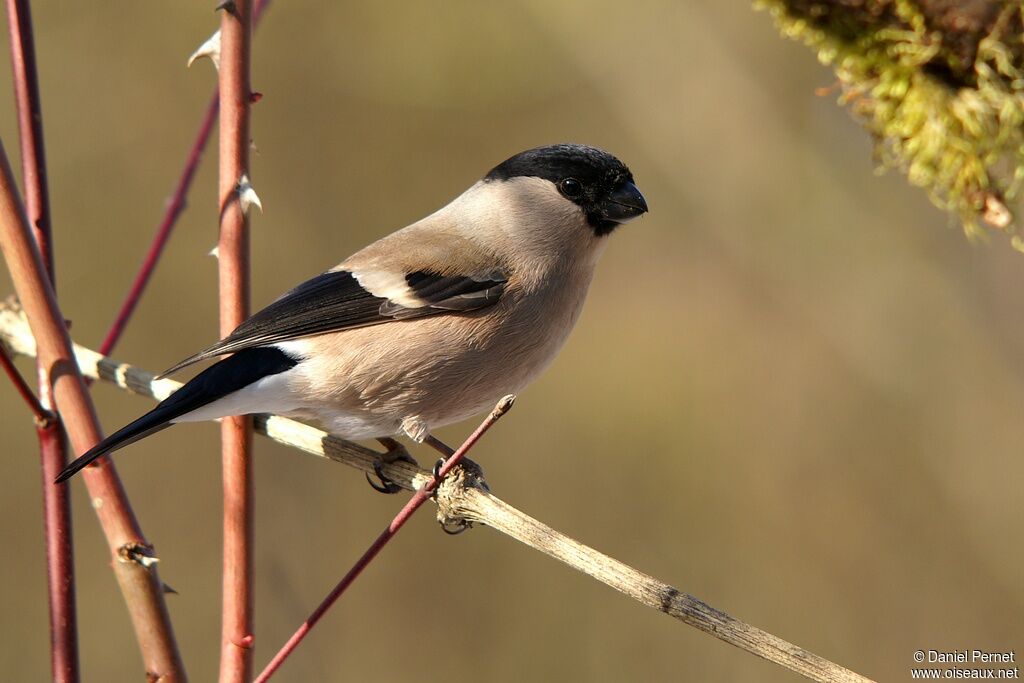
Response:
[[278, 292, 581, 440], [315, 411, 404, 441]]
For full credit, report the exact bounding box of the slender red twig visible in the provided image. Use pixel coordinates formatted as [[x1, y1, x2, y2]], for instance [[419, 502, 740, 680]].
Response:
[[5, 1, 78, 679], [0, 341, 49, 421], [33, 417, 74, 680], [0, 137, 185, 679], [254, 396, 515, 683], [98, 0, 271, 358], [5, 0, 50, 276], [217, 2, 255, 681], [98, 92, 217, 357]]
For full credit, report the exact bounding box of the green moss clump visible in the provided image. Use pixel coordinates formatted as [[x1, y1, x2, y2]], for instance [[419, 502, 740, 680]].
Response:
[[758, 0, 1024, 242]]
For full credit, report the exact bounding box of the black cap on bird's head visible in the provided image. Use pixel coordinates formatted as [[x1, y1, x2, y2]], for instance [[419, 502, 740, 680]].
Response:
[[486, 143, 648, 236]]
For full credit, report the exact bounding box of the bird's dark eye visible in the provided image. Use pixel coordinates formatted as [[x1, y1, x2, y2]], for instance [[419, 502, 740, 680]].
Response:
[[559, 178, 583, 198]]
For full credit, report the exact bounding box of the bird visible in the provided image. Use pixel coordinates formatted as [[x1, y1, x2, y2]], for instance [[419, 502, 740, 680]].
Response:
[[55, 143, 647, 485]]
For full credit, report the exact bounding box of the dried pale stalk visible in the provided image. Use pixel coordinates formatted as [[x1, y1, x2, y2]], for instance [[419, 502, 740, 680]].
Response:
[[0, 301, 874, 683]]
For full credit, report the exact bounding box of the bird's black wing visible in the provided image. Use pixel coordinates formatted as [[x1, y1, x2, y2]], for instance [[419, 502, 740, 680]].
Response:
[[159, 268, 506, 377]]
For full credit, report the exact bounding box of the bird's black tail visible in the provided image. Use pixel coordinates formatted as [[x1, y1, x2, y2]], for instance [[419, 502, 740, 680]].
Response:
[[55, 346, 298, 483]]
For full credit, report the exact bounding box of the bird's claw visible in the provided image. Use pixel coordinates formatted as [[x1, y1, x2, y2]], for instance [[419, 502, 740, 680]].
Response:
[[366, 439, 420, 494], [366, 462, 402, 494], [439, 518, 471, 535]]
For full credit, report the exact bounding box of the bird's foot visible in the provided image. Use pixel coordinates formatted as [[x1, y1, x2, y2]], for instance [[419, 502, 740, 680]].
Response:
[[366, 437, 419, 494], [423, 433, 455, 460]]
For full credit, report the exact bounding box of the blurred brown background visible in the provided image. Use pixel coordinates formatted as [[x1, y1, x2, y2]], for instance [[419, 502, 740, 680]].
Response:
[[1, 2, 1020, 681]]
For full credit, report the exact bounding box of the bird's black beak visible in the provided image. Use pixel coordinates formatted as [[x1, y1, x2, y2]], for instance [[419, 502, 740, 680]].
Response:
[[601, 181, 648, 224]]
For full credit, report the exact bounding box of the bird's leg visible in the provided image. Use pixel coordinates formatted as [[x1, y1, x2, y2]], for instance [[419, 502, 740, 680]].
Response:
[[378, 436, 418, 464], [366, 437, 419, 495], [423, 433, 455, 459], [422, 432, 486, 483], [423, 433, 456, 477]]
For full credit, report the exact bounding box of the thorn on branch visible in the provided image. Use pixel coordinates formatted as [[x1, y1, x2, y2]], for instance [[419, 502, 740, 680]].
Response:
[[250, 91, 263, 103], [118, 542, 160, 569], [237, 174, 263, 214], [188, 30, 221, 70], [34, 409, 59, 430], [215, 0, 238, 16], [233, 634, 254, 649]]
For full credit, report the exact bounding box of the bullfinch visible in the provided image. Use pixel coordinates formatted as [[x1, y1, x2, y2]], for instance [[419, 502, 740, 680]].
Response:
[[56, 143, 647, 483]]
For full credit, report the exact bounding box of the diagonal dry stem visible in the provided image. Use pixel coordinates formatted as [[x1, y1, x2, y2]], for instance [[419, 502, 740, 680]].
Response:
[[0, 303, 876, 683]]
